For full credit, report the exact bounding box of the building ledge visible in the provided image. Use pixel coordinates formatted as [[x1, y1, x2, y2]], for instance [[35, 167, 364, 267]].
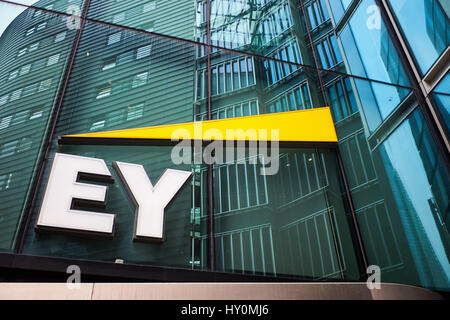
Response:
[[0, 282, 444, 300]]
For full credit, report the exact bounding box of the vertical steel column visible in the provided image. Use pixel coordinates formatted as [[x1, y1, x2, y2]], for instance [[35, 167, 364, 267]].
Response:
[[14, 0, 92, 253], [298, 0, 369, 278], [336, 151, 369, 272], [205, 0, 215, 272]]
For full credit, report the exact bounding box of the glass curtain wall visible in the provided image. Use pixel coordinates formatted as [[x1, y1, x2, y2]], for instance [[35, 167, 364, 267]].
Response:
[[0, 0, 448, 291]]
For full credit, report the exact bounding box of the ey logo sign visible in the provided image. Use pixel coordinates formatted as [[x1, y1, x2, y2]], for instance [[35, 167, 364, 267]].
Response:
[[36, 108, 337, 241]]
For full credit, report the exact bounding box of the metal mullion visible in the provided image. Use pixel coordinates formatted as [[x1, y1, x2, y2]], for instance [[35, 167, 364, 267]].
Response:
[[327, 36, 338, 66], [300, 84, 308, 110], [303, 0, 373, 279], [222, 62, 226, 94], [202, 69, 206, 99], [245, 57, 249, 86], [221, 235, 225, 271], [269, 227, 276, 276], [302, 153, 311, 194], [240, 232, 244, 274], [231, 59, 236, 91], [10, 1, 419, 94], [299, 0, 328, 106], [378, 0, 450, 159], [259, 228, 266, 275], [322, 213, 337, 274], [201, 236, 205, 269], [344, 138, 358, 187], [191, 237, 195, 270], [312, 152, 320, 190], [200, 170, 205, 217], [332, 82, 345, 121], [285, 155, 294, 199], [374, 205, 392, 266], [238, 58, 242, 89], [295, 225, 305, 275], [249, 229, 255, 274], [251, 57, 256, 86], [355, 134, 369, 182], [253, 160, 260, 205], [206, 0, 215, 272], [341, 78, 353, 117], [335, 150, 369, 276], [243, 161, 250, 207], [226, 165, 231, 211], [230, 233, 234, 272], [286, 228, 295, 274], [235, 163, 240, 210], [304, 221, 315, 277], [362, 209, 380, 263], [14, 0, 93, 253], [314, 215, 325, 277], [263, 164, 268, 204], [383, 203, 402, 262], [217, 166, 223, 213], [320, 153, 329, 186], [294, 153, 303, 196]]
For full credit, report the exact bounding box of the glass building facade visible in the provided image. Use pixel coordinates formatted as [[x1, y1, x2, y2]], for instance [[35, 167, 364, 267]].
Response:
[[0, 0, 448, 292]]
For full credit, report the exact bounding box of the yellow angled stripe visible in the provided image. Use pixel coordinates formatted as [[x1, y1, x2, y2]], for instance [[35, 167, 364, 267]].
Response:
[[62, 108, 337, 143]]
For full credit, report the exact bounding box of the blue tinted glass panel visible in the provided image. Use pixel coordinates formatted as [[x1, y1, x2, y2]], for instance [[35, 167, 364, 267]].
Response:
[[339, 0, 412, 131], [432, 73, 450, 133], [376, 108, 450, 290], [388, 0, 450, 75]]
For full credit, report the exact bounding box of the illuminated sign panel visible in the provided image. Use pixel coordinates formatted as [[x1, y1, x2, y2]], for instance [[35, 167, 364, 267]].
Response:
[[37, 109, 338, 241], [60, 108, 338, 144], [36, 153, 116, 236], [113, 161, 192, 241], [36, 153, 192, 240]]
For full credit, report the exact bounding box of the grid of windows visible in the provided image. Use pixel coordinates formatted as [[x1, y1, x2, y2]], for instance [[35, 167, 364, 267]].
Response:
[[96, 72, 149, 99], [197, 223, 276, 275], [210, 18, 251, 51], [88, 103, 145, 131], [277, 151, 329, 205], [258, 2, 293, 46], [280, 208, 343, 279], [112, 1, 157, 23], [0, 136, 33, 159], [25, 20, 49, 36], [356, 201, 403, 271], [264, 40, 302, 86], [197, 1, 293, 50], [305, 0, 330, 30], [314, 33, 342, 69], [17, 32, 67, 57], [267, 82, 312, 112], [196, 57, 255, 100], [0, 173, 13, 192], [339, 130, 377, 190], [8, 54, 60, 81], [212, 224, 276, 275], [210, 159, 269, 215], [106, 29, 142, 46], [0, 79, 53, 105], [196, 100, 259, 121], [101, 45, 151, 71], [325, 77, 358, 122]]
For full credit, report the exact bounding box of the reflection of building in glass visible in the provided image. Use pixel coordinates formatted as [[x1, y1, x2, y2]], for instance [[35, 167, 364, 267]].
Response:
[[425, 0, 449, 56], [0, 0, 448, 293], [0, 0, 81, 248]]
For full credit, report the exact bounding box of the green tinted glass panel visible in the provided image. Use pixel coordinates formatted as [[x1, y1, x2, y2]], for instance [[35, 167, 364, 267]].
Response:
[[0, 3, 78, 251]]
